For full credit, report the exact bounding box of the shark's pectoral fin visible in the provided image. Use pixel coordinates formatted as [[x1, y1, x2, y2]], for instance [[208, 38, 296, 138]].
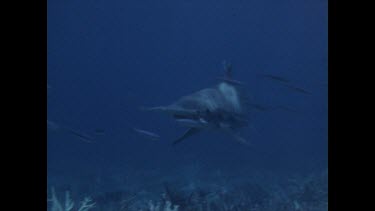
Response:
[[172, 128, 201, 146]]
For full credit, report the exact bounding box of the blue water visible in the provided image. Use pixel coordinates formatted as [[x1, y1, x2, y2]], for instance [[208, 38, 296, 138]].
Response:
[[47, 0, 327, 210]]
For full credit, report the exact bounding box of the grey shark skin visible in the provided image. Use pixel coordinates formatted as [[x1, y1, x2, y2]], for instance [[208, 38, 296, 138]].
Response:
[[145, 80, 250, 146]]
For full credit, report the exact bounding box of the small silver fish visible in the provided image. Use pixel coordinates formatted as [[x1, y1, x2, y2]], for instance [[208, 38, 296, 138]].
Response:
[[257, 73, 311, 95], [132, 128, 160, 140], [257, 73, 290, 83], [47, 120, 60, 131], [94, 128, 106, 135], [47, 84, 51, 96], [284, 84, 312, 95], [47, 119, 94, 143], [65, 128, 94, 143]]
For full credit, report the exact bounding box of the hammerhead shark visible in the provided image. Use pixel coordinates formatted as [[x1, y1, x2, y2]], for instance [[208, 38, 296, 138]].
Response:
[[143, 62, 250, 146]]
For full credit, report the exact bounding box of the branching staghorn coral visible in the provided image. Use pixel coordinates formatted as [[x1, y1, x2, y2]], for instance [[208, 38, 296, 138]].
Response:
[[78, 197, 96, 211], [48, 187, 96, 211], [148, 200, 179, 211], [47, 169, 327, 211]]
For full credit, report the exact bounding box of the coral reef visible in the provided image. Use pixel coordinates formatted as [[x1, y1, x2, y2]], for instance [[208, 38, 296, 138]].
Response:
[[48, 187, 96, 211], [48, 169, 327, 211]]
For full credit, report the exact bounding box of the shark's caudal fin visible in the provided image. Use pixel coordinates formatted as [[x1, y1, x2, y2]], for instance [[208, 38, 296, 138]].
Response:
[[172, 128, 201, 146]]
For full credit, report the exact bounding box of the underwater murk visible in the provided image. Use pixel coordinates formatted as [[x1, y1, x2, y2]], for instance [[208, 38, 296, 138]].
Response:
[[47, 0, 327, 210]]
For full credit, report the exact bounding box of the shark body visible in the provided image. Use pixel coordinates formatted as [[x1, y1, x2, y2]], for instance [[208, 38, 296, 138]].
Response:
[[144, 63, 250, 146]]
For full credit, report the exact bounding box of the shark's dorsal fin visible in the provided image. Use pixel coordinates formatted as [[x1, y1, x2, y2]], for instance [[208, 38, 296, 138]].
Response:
[[223, 60, 233, 79], [218, 60, 243, 85], [172, 128, 201, 146]]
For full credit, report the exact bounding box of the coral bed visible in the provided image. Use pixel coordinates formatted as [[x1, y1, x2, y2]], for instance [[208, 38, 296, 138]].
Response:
[[48, 169, 327, 211]]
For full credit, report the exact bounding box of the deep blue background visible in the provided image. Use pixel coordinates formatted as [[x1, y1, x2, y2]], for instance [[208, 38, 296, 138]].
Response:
[[48, 0, 327, 188]]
